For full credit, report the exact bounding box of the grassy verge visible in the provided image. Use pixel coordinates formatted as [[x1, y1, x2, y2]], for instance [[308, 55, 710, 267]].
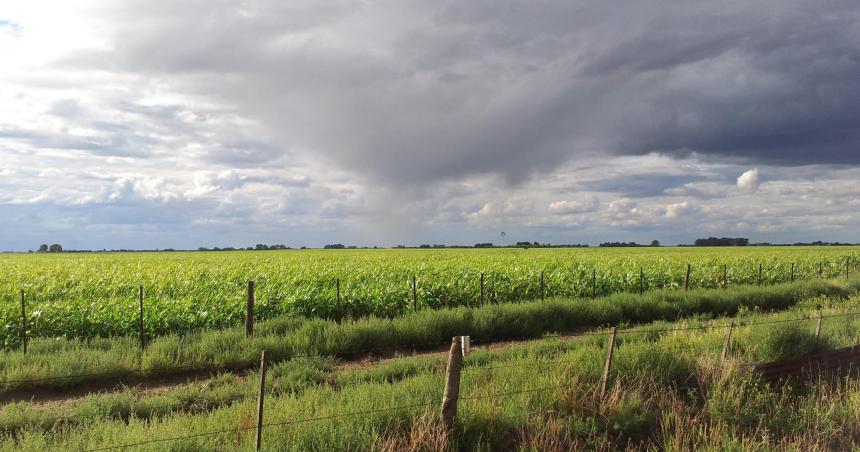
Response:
[[2, 294, 860, 450], [1, 278, 858, 394]]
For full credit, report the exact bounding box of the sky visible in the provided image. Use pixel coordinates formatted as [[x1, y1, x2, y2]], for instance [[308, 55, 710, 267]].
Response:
[[1, 0, 859, 250]]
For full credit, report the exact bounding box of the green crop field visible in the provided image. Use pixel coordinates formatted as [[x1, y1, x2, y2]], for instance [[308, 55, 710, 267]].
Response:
[[0, 247, 857, 346]]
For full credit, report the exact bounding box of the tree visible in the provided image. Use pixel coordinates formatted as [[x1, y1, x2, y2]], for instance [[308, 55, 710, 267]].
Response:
[[48, 244, 63, 253], [37, 244, 48, 253], [650, 240, 660, 247]]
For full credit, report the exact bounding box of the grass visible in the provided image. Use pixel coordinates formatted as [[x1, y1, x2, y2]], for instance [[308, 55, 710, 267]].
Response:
[[1, 277, 859, 394], [2, 294, 860, 450]]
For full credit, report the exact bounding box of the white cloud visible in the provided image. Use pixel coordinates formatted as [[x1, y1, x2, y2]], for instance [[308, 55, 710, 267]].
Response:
[[737, 168, 760, 192], [665, 201, 695, 218], [608, 199, 637, 215], [548, 197, 599, 215]]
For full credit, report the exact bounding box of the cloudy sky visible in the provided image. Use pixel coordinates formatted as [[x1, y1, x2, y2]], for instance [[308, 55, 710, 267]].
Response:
[[1, 0, 859, 250]]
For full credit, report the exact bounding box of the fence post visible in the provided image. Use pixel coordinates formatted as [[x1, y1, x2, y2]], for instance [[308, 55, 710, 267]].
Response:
[[639, 267, 644, 295], [815, 311, 823, 341], [721, 321, 734, 365], [19, 290, 27, 354], [790, 263, 795, 282], [441, 336, 464, 431], [847, 257, 851, 279], [246, 281, 255, 338], [723, 264, 728, 288], [139, 285, 145, 350], [540, 270, 545, 300], [758, 263, 763, 286], [684, 264, 691, 292], [255, 350, 268, 450], [335, 278, 342, 324], [412, 275, 417, 311], [819, 262, 823, 279], [592, 269, 597, 299], [480, 272, 484, 305], [599, 326, 617, 399]]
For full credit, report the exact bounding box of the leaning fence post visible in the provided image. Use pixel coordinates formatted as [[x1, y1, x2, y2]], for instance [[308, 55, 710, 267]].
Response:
[[847, 257, 851, 279], [20, 289, 27, 354], [815, 311, 823, 341], [599, 326, 617, 399], [335, 278, 342, 324], [441, 336, 464, 431], [592, 269, 597, 299], [479, 272, 484, 305], [721, 321, 734, 365], [684, 264, 691, 292], [246, 280, 255, 337], [412, 275, 417, 311], [255, 350, 268, 450], [138, 285, 145, 350], [540, 270, 545, 300]]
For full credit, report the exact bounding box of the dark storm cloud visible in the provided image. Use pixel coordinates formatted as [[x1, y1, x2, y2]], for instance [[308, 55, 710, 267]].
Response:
[[55, 0, 860, 186]]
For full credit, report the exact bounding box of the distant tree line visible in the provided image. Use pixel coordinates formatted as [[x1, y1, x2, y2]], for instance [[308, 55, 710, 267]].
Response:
[[693, 237, 750, 246], [599, 240, 661, 247], [198, 244, 292, 251]]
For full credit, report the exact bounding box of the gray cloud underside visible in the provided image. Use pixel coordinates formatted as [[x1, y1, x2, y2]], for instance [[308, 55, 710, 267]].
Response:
[[56, 0, 860, 186]]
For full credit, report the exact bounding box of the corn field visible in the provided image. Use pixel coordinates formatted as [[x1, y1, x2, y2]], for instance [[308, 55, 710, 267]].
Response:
[[0, 247, 856, 345]]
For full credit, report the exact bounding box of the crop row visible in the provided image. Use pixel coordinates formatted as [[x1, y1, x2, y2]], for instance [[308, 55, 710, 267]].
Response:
[[0, 247, 856, 345]]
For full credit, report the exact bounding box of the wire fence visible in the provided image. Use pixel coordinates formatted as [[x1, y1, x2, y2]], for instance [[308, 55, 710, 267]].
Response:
[[4, 310, 860, 388], [6, 307, 860, 450], [7, 255, 858, 350]]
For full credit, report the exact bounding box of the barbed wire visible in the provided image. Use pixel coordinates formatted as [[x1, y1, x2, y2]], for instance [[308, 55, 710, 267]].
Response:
[[14, 307, 860, 450], [3, 309, 860, 387], [83, 401, 440, 451]]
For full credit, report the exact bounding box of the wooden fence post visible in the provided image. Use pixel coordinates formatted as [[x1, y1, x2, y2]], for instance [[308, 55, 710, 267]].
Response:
[[599, 327, 617, 399], [758, 263, 763, 286], [19, 290, 27, 354], [790, 263, 795, 282], [819, 262, 823, 279], [815, 311, 823, 341], [592, 269, 597, 299], [721, 321, 734, 365], [441, 336, 464, 431], [335, 278, 342, 324], [847, 257, 851, 279], [139, 285, 145, 350], [412, 275, 417, 311], [684, 264, 691, 292], [246, 281, 255, 338], [639, 267, 644, 295], [540, 271, 545, 300], [723, 264, 728, 288], [255, 350, 268, 451]]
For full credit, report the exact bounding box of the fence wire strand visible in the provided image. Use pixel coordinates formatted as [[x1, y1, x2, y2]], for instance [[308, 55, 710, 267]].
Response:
[[4, 310, 860, 387], [83, 401, 440, 451]]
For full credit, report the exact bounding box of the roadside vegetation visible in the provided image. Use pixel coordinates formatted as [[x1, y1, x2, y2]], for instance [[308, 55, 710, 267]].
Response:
[[2, 291, 860, 450], [1, 278, 858, 395]]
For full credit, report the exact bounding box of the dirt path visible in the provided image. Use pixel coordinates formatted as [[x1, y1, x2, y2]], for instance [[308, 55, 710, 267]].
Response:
[[3, 330, 588, 407]]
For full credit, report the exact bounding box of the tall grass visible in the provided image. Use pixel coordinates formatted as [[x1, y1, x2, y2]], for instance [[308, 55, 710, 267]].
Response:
[[0, 278, 857, 394], [3, 296, 860, 450]]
